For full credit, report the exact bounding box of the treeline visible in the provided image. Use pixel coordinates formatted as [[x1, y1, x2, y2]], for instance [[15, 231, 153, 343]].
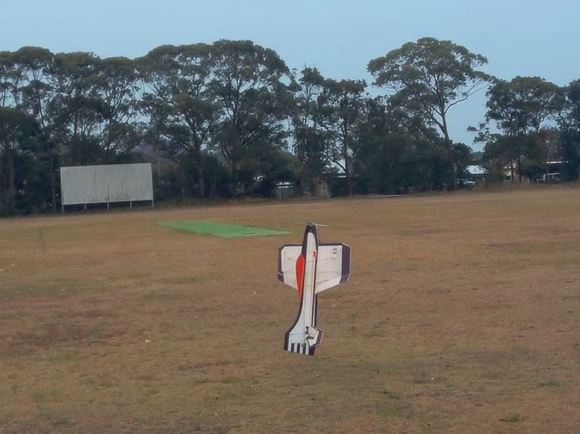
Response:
[[1, 38, 579, 215]]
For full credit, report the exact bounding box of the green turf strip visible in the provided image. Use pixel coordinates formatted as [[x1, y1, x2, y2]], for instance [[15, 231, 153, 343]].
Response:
[[159, 220, 291, 238]]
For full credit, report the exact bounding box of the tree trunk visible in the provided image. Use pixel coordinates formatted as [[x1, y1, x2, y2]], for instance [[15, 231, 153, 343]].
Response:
[[230, 160, 239, 196], [517, 139, 523, 183], [6, 144, 16, 212], [441, 116, 456, 190], [345, 165, 352, 196], [209, 173, 217, 199], [49, 152, 57, 212], [196, 159, 206, 199], [446, 140, 456, 190], [0, 153, 5, 214], [180, 168, 187, 199], [343, 141, 352, 196]]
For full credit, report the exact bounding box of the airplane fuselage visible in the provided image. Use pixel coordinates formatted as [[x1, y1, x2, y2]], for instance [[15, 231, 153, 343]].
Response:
[[279, 223, 350, 356], [284, 225, 323, 355]]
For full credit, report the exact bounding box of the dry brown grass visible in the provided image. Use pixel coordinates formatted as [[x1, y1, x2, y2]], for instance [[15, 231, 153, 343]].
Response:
[[1, 186, 579, 433]]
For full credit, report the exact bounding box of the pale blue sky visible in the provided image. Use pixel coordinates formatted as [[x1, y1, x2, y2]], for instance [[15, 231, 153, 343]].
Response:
[[2, 0, 579, 148]]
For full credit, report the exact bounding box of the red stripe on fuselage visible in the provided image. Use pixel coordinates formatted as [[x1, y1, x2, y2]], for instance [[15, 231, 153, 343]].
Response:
[[295, 254, 305, 298]]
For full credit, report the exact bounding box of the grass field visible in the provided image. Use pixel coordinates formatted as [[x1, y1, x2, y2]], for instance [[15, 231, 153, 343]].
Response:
[[1, 187, 579, 433]]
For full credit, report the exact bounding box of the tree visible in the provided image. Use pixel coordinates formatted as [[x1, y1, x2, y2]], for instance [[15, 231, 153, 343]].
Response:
[[453, 142, 473, 183], [480, 133, 514, 182], [0, 50, 19, 108], [140, 44, 215, 198], [96, 57, 142, 161], [0, 48, 57, 213], [368, 37, 490, 189], [10, 47, 59, 210], [485, 76, 563, 182], [48, 52, 104, 165], [0, 108, 39, 214], [559, 80, 580, 180], [535, 128, 561, 181], [319, 78, 366, 196], [290, 67, 330, 195], [209, 40, 291, 193], [355, 96, 449, 193]]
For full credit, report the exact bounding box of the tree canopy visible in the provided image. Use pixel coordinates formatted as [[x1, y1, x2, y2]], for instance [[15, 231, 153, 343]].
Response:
[[368, 37, 490, 188], [0, 37, 578, 216]]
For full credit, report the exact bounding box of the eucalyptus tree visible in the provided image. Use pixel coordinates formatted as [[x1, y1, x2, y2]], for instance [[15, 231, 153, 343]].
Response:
[[49, 53, 142, 166], [355, 96, 449, 193], [290, 67, 330, 194], [0, 108, 39, 214], [96, 56, 142, 161], [0, 50, 19, 108], [368, 37, 490, 189], [559, 80, 580, 180], [10, 47, 54, 121], [484, 76, 563, 181], [486, 77, 563, 135], [319, 78, 366, 196], [208, 40, 292, 193], [0, 48, 57, 212], [567, 80, 580, 122], [139, 43, 215, 197], [48, 52, 104, 165], [9, 47, 60, 209]]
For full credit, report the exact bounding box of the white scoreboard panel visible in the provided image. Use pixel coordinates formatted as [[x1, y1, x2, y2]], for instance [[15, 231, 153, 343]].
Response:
[[60, 163, 153, 207]]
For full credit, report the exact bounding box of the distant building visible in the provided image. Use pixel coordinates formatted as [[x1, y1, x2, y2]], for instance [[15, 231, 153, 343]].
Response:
[[504, 160, 567, 183], [538, 160, 566, 183], [274, 181, 296, 199], [466, 165, 486, 184]]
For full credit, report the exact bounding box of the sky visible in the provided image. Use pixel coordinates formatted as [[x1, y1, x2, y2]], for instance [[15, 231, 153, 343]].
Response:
[[2, 0, 579, 149]]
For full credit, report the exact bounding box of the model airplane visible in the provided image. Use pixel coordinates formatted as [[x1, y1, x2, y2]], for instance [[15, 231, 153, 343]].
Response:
[[278, 224, 351, 356]]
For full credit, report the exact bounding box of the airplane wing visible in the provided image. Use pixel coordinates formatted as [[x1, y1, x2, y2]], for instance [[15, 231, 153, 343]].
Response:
[[315, 244, 351, 293], [278, 243, 351, 293], [277, 245, 302, 289]]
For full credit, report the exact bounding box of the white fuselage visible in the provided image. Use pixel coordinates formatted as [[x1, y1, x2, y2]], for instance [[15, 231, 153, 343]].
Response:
[[280, 223, 350, 356], [301, 231, 317, 330], [286, 230, 320, 354]]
